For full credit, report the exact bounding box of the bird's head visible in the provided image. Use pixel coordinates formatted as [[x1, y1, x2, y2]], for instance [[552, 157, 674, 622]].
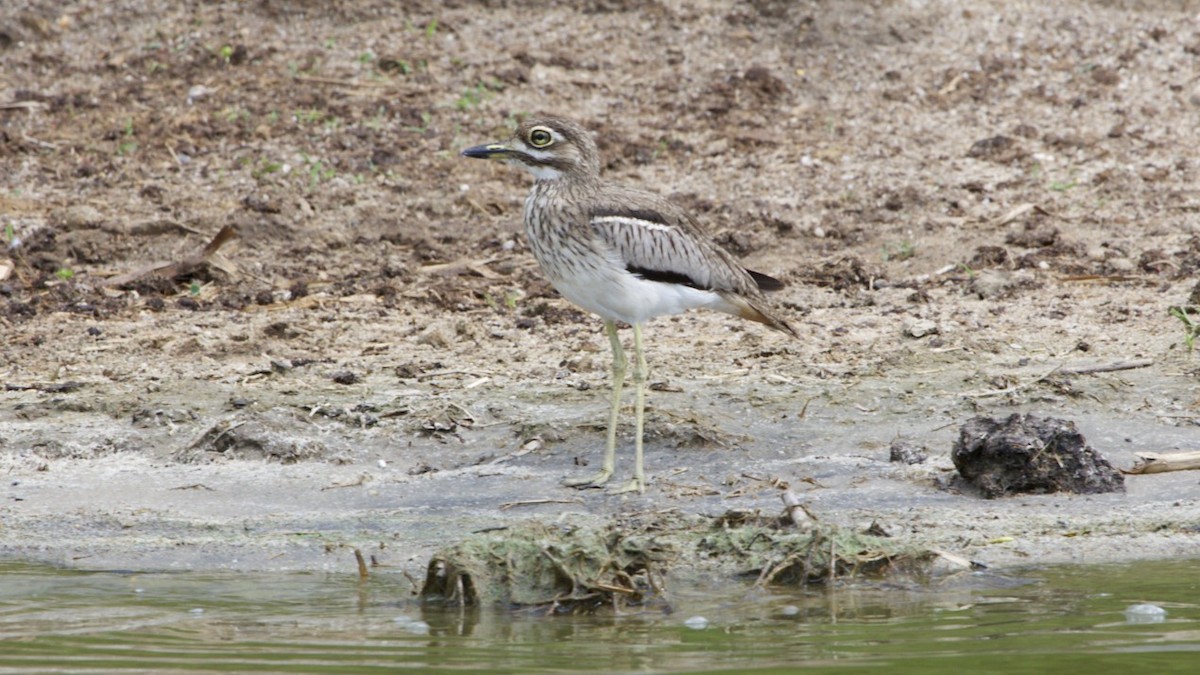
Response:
[[461, 116, 600, 182]]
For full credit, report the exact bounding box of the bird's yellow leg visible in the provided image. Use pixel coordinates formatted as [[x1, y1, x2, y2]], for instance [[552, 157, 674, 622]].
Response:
[[608, 323, 647, 494], [563, 320, 624, 488]]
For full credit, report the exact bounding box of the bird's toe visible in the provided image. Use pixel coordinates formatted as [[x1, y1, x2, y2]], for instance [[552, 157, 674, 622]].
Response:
[[562, 471, 612, 489]]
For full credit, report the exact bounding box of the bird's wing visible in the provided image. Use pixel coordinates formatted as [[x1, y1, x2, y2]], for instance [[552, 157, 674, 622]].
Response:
[[587, 201, 757, 294]]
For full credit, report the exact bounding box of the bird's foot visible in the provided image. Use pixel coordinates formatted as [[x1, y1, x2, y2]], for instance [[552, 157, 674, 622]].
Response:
[[562, 470, 612, 489], [606, 476, 645, 495]]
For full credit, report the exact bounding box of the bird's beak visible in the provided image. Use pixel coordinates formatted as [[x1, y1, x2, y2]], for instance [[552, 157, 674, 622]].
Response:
[[461, 142, 513, 160]]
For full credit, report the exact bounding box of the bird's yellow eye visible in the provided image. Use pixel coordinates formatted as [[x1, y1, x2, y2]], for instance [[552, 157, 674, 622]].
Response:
[[528, 127, 554, 148]]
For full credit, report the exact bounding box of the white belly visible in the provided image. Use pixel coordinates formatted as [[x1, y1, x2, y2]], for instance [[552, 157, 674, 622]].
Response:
[[549, 264, 732, 326]]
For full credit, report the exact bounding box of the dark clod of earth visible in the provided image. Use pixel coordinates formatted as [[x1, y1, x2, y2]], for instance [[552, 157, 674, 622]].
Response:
[[889, 440, 928, 465], [952, 413, 1125, 499], [331, 370, 361, 385]]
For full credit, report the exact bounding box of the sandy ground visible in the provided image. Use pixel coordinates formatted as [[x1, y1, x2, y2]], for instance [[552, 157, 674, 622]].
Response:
[[2, 0, 1200, 579]]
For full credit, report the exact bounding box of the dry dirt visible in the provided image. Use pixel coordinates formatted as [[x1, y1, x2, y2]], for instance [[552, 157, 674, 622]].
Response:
[[2, 0, 1200, 580]]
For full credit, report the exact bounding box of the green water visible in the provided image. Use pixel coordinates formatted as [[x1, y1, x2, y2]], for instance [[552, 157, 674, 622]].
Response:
[[0, 559, 1196, 673]]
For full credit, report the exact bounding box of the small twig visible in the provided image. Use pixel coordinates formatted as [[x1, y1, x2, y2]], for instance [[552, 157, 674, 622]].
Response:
[[1059, 359, 1153, 375], [103, 224, 238, 287], [1059, 274, 1153, 283], [498, 498, 585, 510], [588, 582, 638, 596], [353, 548, 369, 580], [21, 132, 57, 150], [797, 394, 819, 420], [828, 537, 837, 585], [931, 548, 984, 570], [989, 202, 1036, 226], [1125, 451, 1200, 475], [0, 100, 48, 112], [964, 359, 1153, 398], [321, 473, 372, 490], [488, 438, 542, 465], [464, 197, 493, 217], [292, 74, 390, 89], [962, 366, 1061, 398], [419, 256, 502, 279], [415, 369, 493, 381], [189, 420, 245, 450], [781, 490, 815, 531]]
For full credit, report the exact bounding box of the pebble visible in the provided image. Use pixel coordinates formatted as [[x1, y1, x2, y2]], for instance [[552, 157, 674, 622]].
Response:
[[904, 319, 939, 338], [416, 323, 454, 349], [971, 270, 1013, 299], [1106, 257, 1135, 273], [1123, 603, 1166, 624], [57, 205, 104, 230]]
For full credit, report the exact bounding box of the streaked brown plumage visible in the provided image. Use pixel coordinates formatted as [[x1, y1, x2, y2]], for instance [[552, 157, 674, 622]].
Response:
[[463, 116, 795, 493]]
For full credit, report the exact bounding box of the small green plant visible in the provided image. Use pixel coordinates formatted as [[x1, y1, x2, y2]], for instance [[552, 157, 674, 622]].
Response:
[[357, 51, 374, 64], [483, 290, 522, 311], [455, 85, 485, 110], [882, 240, 915, 262], [424, 19, 438, 38], [294, 108, 325, 124], [56, 268, 75, 281], [3, 221, 15, 243], [298, 153, 336, 188], [251, 158, 283, 179], [365, 107, 387, 130], [1049, 179, 1076, 192], [218, 44, 234, 62], [221, 107, 249, 123], [189, 280, 202, 296], [651, 137, 671, 161], [309, 162, 335, 186], [115, 117, 137, 155], [957, 262, 976, 279], [405, 110, 432, 134], [1169, 306, 1200, 351], [455, 80, 503, 111]]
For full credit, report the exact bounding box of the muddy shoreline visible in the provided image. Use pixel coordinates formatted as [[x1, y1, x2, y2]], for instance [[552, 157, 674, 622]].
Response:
[[3, 0, 1200, 577]]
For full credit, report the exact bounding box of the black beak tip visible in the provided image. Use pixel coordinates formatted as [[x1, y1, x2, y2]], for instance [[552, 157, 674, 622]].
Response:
[[461, 144, 500, 160]]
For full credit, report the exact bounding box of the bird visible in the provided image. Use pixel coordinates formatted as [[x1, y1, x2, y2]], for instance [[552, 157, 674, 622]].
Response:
[[462, 116, 796, 494]]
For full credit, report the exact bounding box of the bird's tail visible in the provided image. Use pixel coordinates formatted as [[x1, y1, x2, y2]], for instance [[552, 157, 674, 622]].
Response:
[[720, 292, 799, 338]]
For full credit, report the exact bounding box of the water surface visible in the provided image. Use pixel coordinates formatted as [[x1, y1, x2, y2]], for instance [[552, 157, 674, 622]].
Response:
[[1, 559, 1196, 672]]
